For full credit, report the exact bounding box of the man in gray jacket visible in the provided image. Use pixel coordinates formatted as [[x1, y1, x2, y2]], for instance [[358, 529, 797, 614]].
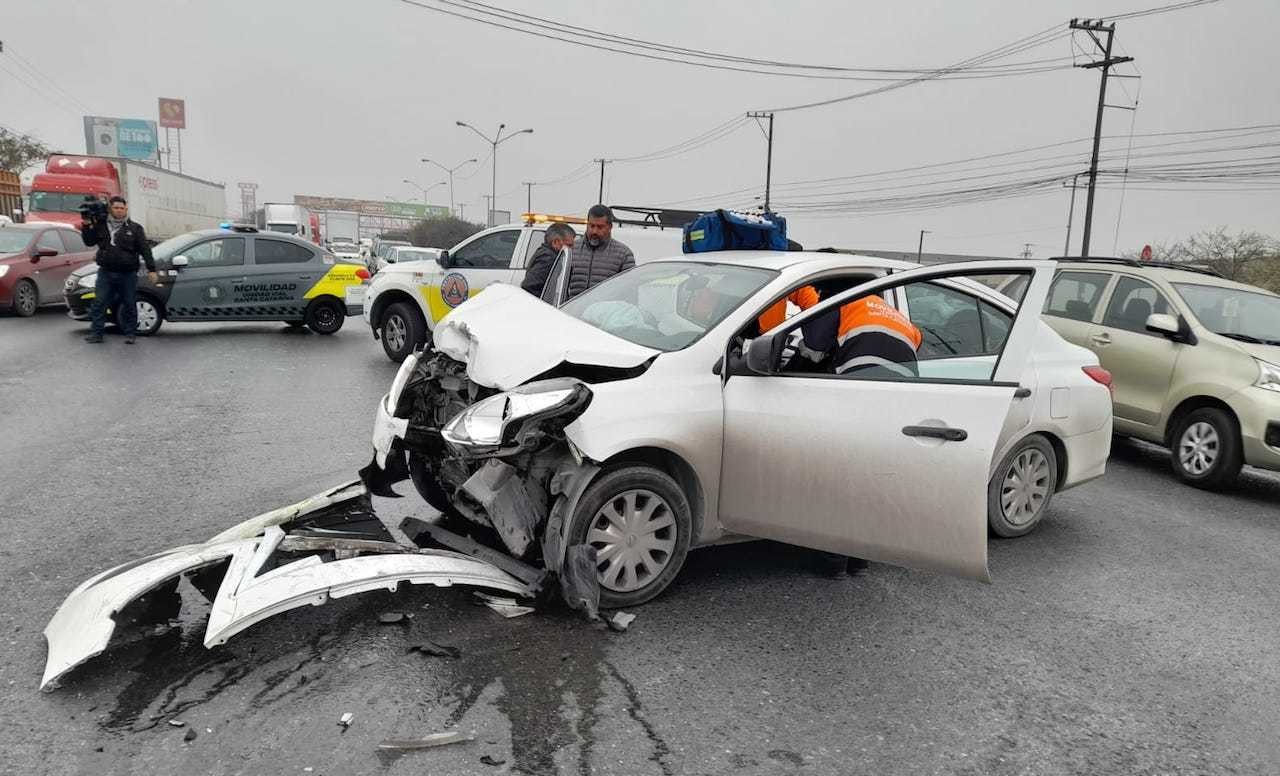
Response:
[[564, 205, 634, 300]]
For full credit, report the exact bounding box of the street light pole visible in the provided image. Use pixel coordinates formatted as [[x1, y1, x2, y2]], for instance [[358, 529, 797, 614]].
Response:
[[917, 229, 931, 262], [456, 121, 534, 227], [402, 179, 447, 209], [423, 157, 478, 217], [1063, 173, 1083, 256]]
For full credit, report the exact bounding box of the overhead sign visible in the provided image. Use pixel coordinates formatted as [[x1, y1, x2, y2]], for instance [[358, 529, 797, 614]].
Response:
[[294, 195, 449, 220], [158, 98, 187, 129], [83, 116, 159, 162]]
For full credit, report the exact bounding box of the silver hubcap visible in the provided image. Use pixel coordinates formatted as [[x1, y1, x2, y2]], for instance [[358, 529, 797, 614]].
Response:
[[16, 282, 36, 313], [385, 315, 407, 352], [136, 301, 158, 332], [1179, 421, 1219, 475], [1000, 448, 1051, 526], [587, 489, 677, 593]]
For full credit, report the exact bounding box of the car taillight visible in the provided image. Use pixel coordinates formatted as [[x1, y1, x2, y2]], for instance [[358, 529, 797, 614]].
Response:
[[355, 268, 370, 281], [1082, 365, 1113, 394]]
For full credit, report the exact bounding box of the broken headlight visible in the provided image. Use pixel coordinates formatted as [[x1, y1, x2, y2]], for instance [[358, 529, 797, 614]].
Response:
[[441, 379, 591, 453]]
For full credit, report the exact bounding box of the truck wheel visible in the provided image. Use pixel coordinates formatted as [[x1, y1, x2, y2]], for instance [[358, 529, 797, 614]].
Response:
[[1170, 407, 1243, 490], [12, 279, 38, 316], [381, 302, 427, 362], [305, 298, 344, 335], [567, 465, 692, 609]]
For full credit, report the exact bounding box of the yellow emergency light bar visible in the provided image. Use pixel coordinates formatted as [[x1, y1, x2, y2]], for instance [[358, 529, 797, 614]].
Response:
[[522, 212, 588, 225]]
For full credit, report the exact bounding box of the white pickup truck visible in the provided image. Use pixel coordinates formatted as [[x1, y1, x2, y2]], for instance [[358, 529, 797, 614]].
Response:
[[362, 215, 685, 361]]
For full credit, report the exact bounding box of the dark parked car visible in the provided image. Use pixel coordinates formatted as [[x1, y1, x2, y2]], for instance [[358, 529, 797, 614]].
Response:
[[0, 224, 96, 316]]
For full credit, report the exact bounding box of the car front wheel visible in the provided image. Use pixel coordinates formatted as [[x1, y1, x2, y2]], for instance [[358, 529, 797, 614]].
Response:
[[12, 279, 38, 316], [306, 298, 344, 335], [988, 435, 1058, 538], [381, 301, 426, 362], [567, 465, 692, 608], [1170, 407, 1243, 490]]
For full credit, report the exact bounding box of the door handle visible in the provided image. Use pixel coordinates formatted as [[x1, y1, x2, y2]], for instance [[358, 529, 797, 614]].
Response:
[[1090, 332, 1112, 346], [902, 425, 968, 442], [1014, 387, 1032, 399]]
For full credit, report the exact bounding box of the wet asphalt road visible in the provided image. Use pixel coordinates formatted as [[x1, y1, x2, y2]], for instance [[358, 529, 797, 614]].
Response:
[[2, 307, 1278, 776]]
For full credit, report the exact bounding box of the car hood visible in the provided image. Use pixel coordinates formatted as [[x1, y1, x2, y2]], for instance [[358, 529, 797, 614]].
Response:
[[432, 283, 659, 390], [1228, 339, 1280, 364], [69, 262, 98, 278], [377, 258, 442, 275]]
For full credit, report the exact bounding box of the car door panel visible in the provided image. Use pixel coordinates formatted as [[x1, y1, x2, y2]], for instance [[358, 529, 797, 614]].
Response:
[[32, 230, 65, 302], [1089, 276, 1180, 427], [718, 261, 1055, 582], [166, 237, 248, 319], [244, 237, 318, 319], [1041, 271, 1116, 349]]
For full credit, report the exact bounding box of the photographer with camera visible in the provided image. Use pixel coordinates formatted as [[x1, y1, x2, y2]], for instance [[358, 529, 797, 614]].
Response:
[[80, 196, 157, 344]]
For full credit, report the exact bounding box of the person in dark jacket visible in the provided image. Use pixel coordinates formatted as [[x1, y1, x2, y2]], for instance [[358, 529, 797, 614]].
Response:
[[521, 222, 577, 298], [81, 196, 157, 343], [564, 204, 634, 301]]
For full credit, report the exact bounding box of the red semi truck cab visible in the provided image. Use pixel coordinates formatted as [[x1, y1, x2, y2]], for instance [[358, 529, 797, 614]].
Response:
[[27, 156, 121, 227]]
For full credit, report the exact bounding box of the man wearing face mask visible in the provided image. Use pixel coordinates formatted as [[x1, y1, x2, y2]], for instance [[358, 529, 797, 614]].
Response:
[[563, 204, 634, 301], [521, 222, 577, 298], [81, 196, 157, 344]]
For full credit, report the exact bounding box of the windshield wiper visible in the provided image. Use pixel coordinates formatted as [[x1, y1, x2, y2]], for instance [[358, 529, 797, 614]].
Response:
[[1214, 331, 1277, 345]]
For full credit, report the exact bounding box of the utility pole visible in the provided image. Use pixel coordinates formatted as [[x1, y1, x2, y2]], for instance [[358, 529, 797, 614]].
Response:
[[482, 195, 492, 225], [593, 159, 607, 203], [917, 229, 930, 262], [1070, 18, 1133, 258], [457, 121, 534, 226], [1063, 172, 1083, 256], [746, 111, 775, 210], [523, 182, 534, 214], [457, 203, 466, 221]]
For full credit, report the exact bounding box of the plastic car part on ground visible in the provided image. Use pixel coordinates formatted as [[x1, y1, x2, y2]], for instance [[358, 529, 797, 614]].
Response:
[[40, 483, 535, 691]]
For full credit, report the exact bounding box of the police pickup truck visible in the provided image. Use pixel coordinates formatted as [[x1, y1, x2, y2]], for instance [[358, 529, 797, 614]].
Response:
[[362, 211, 687, 362]]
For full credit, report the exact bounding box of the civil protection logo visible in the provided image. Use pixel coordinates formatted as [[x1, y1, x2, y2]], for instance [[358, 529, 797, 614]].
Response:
[[441, 273, 469, 308]]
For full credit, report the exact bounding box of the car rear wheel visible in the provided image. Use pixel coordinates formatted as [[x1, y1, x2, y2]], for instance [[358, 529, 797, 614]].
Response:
[[988, 435, 1057, 538], [12, 279, 38, 316], [567, 465, 692, 608], [1171, 407, 1243, 490], [381, 302, 427, 362], [306, 298, 344, 335]]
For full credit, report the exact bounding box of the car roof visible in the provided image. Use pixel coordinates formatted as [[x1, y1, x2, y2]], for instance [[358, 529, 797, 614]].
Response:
[[181, 229, 318, 247], [645, 250, 920, 273], [1054, 258, 1278, 296], [2, 222, 73, 232]]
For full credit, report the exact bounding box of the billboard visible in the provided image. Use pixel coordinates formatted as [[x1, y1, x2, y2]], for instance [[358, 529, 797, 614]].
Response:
[[158, 98, 187, 129], [294, 195, 449, 220], [83, 116, 159, 162]]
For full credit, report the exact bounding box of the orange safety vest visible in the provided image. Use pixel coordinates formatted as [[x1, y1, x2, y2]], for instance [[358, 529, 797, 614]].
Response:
[[834, 295, 922, 377], [757, 286, 821, 332]]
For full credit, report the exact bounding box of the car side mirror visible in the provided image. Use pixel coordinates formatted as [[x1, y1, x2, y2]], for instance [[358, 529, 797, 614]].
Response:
[[34, 248, 58, 259], [172, 255, 190, 268], [437, 249, 450, 269], [1146, 313, 1179, 337], [745, 335, 778, 375]]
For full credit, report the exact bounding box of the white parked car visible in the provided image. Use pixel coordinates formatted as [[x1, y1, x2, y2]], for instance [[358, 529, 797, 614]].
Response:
[[378, 245, 443, 274], [369, 253, 1113, 607], [328, 241, 361, 262]]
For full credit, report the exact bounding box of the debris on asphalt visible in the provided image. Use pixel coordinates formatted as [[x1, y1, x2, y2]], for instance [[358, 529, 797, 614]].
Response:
[[473, 591, 535, 618], [167, 719, 185, 728], [480, 754, 507, 766], [561, 544, 601, 620], [378, 612, 406, 625], [607, 611, 637, 632], [377, 731, 474, 750], [406, 640, 461, 659], [183, 728, 197, 743], [338, 712, 354, 728]]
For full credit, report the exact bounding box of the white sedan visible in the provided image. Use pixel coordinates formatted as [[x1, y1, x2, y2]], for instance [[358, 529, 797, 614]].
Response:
[[370, 252, 1114, 607], [377, 245, 443, 274]]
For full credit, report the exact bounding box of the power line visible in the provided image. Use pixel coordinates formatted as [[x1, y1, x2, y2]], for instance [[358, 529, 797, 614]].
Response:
[[1103, 0, 1224, 22], [1, 44, 94, 114], [0, 61, 83, 117]]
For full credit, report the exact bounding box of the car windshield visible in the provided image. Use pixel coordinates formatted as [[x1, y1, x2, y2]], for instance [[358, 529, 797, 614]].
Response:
[[395, 249, 432, 260], [28, 192, 85, 212], [559, 261, 777, 352], [1174, 282, 1280, 345], [150, 234, 200, 262], [0, 231, 32, 253]]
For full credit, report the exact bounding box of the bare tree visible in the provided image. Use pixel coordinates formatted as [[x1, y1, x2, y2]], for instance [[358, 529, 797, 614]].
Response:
[[408, 216, 485, 249], [1171, 227, 1277, 281], [0, 128, 50, 174]]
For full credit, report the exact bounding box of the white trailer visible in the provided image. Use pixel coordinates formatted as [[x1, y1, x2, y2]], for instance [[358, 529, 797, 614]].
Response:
[[115, 160, 226, 241], [324, 211, 360, 245]]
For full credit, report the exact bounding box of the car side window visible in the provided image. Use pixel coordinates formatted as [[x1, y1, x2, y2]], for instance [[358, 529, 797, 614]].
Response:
[[1045, 271, 1111, 321], [1102, 276, 1172, 334], [183, 238, 246, 268], [36, 231, 63, 254], [522, 229, 547, 267], [450, 229, 521, 269], [254, 239, 315, 265], [59, 230, 88, 252]]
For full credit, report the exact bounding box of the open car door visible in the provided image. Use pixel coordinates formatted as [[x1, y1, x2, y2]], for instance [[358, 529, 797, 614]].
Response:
[[718, 261, 1054, 582]]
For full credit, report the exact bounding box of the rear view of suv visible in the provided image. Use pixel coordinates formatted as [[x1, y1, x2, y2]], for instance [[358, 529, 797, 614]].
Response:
[[1033, 258, 1280, 489]]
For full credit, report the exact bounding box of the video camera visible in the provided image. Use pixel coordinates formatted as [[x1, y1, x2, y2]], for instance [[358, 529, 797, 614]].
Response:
[[78, 196, 108, 223]]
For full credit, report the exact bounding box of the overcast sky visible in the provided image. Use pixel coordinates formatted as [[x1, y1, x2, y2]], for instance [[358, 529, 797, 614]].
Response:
[[3, 0, 1276, 256]]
